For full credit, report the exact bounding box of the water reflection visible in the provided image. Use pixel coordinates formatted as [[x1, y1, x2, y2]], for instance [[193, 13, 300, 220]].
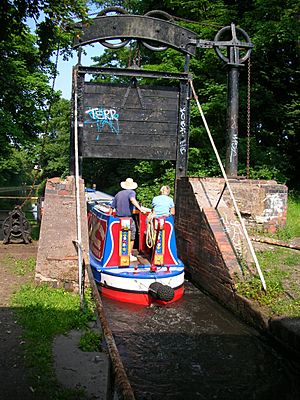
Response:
[[102, 281, 300, 400]]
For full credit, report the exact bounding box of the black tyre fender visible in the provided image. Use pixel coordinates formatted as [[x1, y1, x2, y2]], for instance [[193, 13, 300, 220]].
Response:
[[157, 285, 174, 302]]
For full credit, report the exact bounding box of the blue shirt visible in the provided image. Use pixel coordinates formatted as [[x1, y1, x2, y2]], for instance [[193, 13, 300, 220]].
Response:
[[152, 195, 174, 217], [111, 189, 136, 217]]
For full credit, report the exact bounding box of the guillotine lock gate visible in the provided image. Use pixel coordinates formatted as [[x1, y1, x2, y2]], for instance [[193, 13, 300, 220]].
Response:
[[71, 7, 253, 179]]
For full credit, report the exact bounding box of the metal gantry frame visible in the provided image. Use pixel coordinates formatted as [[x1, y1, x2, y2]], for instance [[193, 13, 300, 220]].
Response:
[[71, 7, 253, 178], [70, 10, 265, 398]]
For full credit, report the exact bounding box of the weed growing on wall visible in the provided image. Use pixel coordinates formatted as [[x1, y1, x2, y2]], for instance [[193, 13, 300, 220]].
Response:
[[79, 329, 102, 352], [236, 248, 300, 317]]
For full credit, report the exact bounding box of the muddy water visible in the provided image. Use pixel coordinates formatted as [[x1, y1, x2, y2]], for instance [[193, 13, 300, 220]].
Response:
[[102, 281, 300, 400]]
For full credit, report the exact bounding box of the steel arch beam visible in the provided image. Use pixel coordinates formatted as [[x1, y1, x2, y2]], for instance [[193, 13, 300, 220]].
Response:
[[73, 14, 198, 56]]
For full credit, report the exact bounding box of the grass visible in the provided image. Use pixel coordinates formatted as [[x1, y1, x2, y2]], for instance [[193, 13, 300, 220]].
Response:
[[79, 329, 102, 352], [12, 284, 97, 399], [275, 192, 300, 240], [4, 255, 36, 276], [237, 192, 300, 317], [236, 248, 300, 317]]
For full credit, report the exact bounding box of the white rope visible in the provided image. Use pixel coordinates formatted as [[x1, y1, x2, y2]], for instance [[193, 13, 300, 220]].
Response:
[[73, 67, 84, 306], [189, 80, 266, 291], [146, 212, 156, 248]]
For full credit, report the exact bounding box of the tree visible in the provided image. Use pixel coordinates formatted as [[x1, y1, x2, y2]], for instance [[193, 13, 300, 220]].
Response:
[[0, 0, 89, 187], [90, 0, 300, 190], [39, 98, 72, 180]]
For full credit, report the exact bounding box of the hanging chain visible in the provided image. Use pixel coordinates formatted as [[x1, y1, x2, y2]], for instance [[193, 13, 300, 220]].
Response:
[[127, 44, 132, 67], [136, 44, 141, 67], [246, 57, 251, 179], [127, 43, 141, 68]]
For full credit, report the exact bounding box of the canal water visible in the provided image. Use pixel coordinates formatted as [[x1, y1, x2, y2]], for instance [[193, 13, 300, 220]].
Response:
[[102, 281, 300, 400]]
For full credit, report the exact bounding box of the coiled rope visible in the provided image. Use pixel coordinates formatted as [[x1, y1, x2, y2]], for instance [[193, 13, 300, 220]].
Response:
[[146, 211, 156, 248]]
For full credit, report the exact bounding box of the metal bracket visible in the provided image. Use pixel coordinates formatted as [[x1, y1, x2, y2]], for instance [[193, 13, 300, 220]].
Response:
[[73, 7, 198, 56], [3, 206, 32, 244], [121, 78, 144, 109]]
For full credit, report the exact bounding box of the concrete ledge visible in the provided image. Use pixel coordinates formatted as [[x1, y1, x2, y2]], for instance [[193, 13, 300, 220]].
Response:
[[35, 176, 89, 292], [269, 316, 300, 355], [198, 282, 300, 359], [53, 327, 109, 399]]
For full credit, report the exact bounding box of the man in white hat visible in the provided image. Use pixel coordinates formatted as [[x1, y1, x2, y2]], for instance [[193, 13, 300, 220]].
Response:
[[110, 178, 144, 262]]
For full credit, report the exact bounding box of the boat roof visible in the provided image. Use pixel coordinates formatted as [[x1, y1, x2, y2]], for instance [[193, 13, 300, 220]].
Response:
[[85, 188, 113, 202]]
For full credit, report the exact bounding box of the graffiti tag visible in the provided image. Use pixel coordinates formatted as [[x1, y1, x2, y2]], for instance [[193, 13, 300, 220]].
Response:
[[84, 107, 120, 137], [179, 106, 187, 155], [263, 193, 284, 217]]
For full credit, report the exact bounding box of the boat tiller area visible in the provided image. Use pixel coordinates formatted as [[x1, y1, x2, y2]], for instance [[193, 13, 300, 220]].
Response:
[[87, 192, 185, 306]]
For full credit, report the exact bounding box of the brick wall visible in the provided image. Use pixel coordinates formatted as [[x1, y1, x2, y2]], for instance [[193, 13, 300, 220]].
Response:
[[175, 177, 288, 305], [184, 177, 288, 234], [35, 176, 89, 292], [175, 177, 299, 357], [175, 177, 242, 305]]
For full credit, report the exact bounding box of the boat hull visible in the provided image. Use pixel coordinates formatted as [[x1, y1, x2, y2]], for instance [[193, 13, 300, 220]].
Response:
[[90, 252, 184, 305], [87, 198, 185, 305]]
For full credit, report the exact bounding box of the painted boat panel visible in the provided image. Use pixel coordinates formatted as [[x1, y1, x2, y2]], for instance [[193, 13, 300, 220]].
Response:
[[87, 198, 185, 305]]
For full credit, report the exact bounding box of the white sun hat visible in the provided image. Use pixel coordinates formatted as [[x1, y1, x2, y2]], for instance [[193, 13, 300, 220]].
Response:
[[120, 178, 138, 190]]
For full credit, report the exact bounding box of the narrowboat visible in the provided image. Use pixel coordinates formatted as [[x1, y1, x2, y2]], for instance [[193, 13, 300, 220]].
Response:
[[86, 189, 185, 306]]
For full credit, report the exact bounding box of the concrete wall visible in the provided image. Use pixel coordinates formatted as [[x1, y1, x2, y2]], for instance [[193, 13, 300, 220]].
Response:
[[35, 176, 89, 292]]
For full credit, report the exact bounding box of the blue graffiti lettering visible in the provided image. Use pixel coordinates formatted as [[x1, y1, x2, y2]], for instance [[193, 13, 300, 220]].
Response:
[[84, 107, 120, 136]]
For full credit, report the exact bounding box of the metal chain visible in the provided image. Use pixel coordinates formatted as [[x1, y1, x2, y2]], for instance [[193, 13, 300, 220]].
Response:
[[133, 44, 141, 68], [246, 57, 251, 179], [127, 44, 132, 67]]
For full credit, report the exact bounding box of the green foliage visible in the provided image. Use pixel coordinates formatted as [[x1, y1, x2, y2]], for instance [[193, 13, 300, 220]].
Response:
[[0, 0, 88, 189], [237, 268, 287, 306], [1, 0, 299, 195], [0, 31, 51, 156], [83, 158, 176, 207], [236, 248, 300, 317], [39, 98, 72, 181], [275, 192, 300, 240], [5, 256, 36, 276], [270, 299, 300, 317], [0, 147, 36, 187], [79, 329, 102, 352], [0, 0, 89, 59], [12, 285, 95, 398], [90, 0, 299, 190]]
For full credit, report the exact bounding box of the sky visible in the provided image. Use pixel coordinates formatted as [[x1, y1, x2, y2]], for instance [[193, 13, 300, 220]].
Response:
[[26, 6, 104, 100], [53, 43, 104, 99]]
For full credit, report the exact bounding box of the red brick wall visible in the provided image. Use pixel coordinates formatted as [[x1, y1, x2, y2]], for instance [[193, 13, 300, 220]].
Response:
[[35, 176, 89, 292], [175, 177, 242, 304], [175, 177, 288, 305]]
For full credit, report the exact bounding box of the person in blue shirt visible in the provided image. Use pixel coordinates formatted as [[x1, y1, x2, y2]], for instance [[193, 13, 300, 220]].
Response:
[[110, 178, 144, 262], [152, 186, 175, 217]]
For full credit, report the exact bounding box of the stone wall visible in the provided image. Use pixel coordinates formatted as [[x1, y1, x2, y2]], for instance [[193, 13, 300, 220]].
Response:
[[185, 177, 288, 234], [35, 176, 89, 292]]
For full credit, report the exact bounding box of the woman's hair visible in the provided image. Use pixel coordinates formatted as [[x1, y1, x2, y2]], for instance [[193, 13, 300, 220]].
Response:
[[160, 185, 170, 195]]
